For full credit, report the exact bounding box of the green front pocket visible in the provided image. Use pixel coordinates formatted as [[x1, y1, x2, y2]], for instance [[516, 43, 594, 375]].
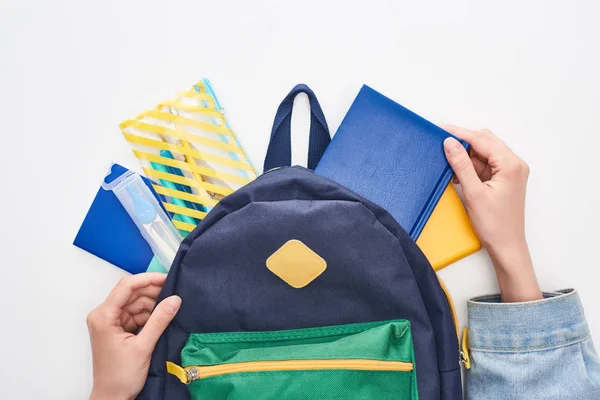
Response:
[[167, 320, 418, 400]]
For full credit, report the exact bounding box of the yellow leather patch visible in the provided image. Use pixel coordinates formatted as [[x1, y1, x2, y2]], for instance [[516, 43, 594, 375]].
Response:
[[266, 240, 327, 288]]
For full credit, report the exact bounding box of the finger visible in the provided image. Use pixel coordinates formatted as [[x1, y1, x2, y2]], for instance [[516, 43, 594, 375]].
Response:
[[444, 138, 482, 197], [441, 125, 498, 160], [86, 307, 110, 333], [121, 312, 139, 333], [136, 295, 182, 352], [121, 309, 153, 332], [132, 311, 152, 327], [125, 285, 163, 306], [471, 156, 493, 182], [104, 273, 167, 310], [125, 296, 157, 315]]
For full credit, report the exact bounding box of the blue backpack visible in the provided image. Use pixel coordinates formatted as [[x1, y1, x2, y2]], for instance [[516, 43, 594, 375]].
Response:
[[139, 85, 462, 399]]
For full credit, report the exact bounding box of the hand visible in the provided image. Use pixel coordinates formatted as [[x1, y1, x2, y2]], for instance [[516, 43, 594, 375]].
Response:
[[442, 125, 542, 302], [87, 273, 181, 400]]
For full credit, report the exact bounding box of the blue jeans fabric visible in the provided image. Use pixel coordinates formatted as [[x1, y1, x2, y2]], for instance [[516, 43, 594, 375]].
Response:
[[466, 289, 600, 399]]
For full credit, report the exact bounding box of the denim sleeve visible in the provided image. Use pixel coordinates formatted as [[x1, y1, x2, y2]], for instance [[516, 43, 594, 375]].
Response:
[[465, 289, 600, 400]]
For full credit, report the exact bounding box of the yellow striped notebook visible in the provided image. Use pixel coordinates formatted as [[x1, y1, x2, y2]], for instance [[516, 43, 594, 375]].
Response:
[[119, 79, 257, 236]]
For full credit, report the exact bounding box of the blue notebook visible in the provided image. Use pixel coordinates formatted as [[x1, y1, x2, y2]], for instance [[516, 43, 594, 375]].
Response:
[[315, 85, 468, 240], [74, 163, 164, 274]]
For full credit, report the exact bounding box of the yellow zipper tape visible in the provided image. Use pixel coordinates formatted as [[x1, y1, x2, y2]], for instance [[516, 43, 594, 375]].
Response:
[[133, 151, 253, 186], [167, 359, 413, 384], [173, 219, 196, 233], [438, 277, 460, 342], [461, 328, 471, 369], [121, 120, 241, 153], [143, 168, 233, 197], [123, 134, 254, 172], [163, 203, 207, 220], [153, 185, 218, 207]]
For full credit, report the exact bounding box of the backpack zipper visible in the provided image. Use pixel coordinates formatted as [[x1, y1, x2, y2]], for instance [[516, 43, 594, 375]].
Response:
[[167, 359, 414, 385], [460, 328, 471, 369]]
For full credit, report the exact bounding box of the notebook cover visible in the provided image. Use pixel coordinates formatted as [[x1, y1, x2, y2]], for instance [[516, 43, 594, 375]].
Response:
[[73, 164, 158, 274], [416, 184, 481, 270], [315, 84, 469, 240]]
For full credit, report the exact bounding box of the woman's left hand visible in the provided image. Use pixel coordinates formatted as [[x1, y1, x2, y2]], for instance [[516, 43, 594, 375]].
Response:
[[87, 273, 181, 400]]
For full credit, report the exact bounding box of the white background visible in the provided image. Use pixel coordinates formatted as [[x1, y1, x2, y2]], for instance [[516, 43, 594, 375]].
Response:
[[1, 0, 599, 398]]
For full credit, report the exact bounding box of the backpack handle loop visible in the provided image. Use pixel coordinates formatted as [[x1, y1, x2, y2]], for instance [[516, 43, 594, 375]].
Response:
[[263, 84, 331, 172]]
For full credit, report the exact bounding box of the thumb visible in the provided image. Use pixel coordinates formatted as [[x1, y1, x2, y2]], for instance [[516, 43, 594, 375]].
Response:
[[443, 138, 481, 196], [136, 295, 181, 351]]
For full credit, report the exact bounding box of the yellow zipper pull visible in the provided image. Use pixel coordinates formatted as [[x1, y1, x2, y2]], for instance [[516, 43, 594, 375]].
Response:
[[167, 362, 199, 384], [460, 328, 471, 370]]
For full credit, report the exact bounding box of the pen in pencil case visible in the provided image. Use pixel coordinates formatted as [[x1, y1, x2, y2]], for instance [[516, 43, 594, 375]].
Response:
[[160, 150, 206, 212], [150, 159, 201, 235], [103, 168, 182, 271]]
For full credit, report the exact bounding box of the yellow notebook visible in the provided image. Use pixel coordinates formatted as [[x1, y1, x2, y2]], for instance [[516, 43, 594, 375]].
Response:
[[416, 185, 481, 271]]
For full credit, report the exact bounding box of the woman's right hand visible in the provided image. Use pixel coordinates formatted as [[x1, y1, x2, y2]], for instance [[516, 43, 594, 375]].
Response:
[[442, 125, 542, 302]]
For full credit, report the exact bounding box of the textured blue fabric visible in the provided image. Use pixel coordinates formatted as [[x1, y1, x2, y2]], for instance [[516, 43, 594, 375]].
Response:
[[314, 85, 469, 240], [137, 167, 462, 400], [263, 84, 331, 172], [466, 289, 600, 399]]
